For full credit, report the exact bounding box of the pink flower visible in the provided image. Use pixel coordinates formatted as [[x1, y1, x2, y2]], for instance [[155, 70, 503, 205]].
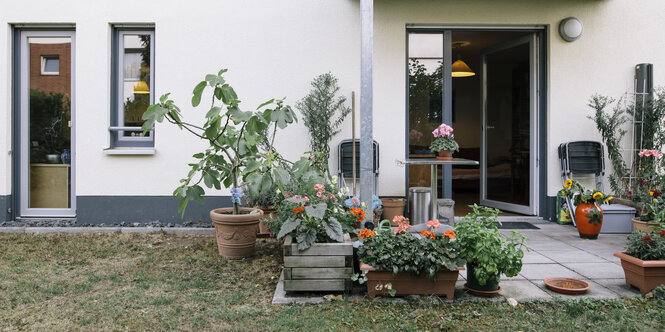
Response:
[[409, 129, 423, 140], [394, 224, 412, 235], [284, 191, 292, 198], [314, 184, 325, 192], [316, 191, 324, 198], [638, 149, 663, 158], [352, 198, 360, 205], [432, 123, 454, 138], [426, 220, 441, 229]]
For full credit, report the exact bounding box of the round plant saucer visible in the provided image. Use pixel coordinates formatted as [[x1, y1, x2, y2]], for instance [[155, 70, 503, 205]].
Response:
[[464, 283, 502, 297], [544, 278, 590, 295]]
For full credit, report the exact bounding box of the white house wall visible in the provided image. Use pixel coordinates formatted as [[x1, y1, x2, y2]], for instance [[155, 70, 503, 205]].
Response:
[[1, 0, 665, 219]]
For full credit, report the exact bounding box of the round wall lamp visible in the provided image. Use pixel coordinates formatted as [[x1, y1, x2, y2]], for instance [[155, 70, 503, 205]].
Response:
[[559, 17, 584, 42]]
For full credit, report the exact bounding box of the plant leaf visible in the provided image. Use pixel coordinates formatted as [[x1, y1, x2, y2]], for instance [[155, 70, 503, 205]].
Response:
[[277, 217, 301, 239], [296, 228, 317, 251], [305, 203, 327, 219], [323, 216, 344, 242], [191, 81, 207, 107]]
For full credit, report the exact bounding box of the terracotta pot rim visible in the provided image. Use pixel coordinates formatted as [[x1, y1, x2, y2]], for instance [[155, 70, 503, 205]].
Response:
[[614, 251, 665, 266], [464, 283, 502, 297], [210, 207, 262, 225], [631, 218, 662, 226]]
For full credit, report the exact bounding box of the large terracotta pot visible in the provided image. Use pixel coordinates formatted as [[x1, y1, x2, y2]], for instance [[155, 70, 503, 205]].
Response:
[[382, 198, 406, 225], [257, 206, 278, 236], [614, 252, 665, 294], [210, 207, 262, 259], [436, 150, 452, 161], [632, 218, 661, 233], [575, 202, 603, 239], [360, 262, 462, 299]]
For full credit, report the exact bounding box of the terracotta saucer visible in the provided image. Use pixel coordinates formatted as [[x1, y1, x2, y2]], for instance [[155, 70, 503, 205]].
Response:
[[544, 278, 590, 295], [464, 283, 502, 297]]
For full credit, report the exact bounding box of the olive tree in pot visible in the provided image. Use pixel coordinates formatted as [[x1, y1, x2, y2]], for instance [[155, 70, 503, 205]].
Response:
[[141, 69, 296, 259], [454, 205, 528, 296]]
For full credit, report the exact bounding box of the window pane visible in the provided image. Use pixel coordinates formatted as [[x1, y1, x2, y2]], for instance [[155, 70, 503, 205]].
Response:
[[122, 34, 151, 137], [43, 57, 59, 73]]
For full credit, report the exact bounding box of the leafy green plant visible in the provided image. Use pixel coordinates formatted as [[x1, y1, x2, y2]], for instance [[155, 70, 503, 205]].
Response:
[[141, 69, 297, 215], [454, 205, 528, 286], [428, 123, 459, 153], [356, 223, 464, 278], [625, 230, 665, 261], [295, 72, 350, 172], [268, 157, 357, 250]]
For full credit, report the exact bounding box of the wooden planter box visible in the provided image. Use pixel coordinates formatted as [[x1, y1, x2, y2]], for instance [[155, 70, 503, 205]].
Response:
[[360, 262, 463, 299], [282, 235, 353, 292], [614, 252, 665, 294]]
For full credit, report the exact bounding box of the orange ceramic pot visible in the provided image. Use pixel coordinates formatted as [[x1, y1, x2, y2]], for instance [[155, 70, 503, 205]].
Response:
[[575, 202, 603, 239], [437, 150, 453, 161]]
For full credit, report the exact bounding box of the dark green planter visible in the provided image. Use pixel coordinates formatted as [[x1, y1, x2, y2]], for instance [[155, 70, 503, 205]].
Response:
[[466, 263, 500, 292]]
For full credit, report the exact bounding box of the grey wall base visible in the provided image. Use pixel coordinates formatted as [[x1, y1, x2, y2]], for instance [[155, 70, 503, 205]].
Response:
[[76, 195, 232, 225], [1, 195, 10, 222]]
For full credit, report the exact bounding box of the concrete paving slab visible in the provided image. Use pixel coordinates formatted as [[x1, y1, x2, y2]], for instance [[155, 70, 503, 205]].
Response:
[[538, 279, 621, 299], [518, 263, 584, 280], [522, 251, 556, 264], [0, 227, 25, 233], [527, 241, 577, 251], [593, 278, 640, 298], [25, 227, 121, 234], [498, 280, 552, 300], [538, 250, 608, 263], [561, 262, 626, 279], [272, 270, 326, 304]]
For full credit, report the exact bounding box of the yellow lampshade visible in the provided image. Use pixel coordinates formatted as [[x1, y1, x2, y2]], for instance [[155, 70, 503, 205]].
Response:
[[133, 81, 150, 94], [451, 60, 475, 77]]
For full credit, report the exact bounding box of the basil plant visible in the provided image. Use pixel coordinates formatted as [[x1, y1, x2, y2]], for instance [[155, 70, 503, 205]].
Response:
[[141, 69, 297, 215]]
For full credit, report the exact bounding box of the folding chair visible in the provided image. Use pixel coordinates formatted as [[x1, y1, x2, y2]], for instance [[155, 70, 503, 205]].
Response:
[[337, 139, 379, 194], [558, 141, 605, 226]]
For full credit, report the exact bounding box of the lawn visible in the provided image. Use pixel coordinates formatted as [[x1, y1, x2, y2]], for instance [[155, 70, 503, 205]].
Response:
[[0, 233, 663, 331]]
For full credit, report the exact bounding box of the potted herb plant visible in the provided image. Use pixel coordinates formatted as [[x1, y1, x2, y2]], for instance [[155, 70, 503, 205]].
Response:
[[631, 149, 665, 232], [454, 205, 527, 296], [141, 69, 297, 259], [429, 123, 459, 160], [561, 179, 613, 239], [614, 230, 665, 294], [356, 218, 465, 299]]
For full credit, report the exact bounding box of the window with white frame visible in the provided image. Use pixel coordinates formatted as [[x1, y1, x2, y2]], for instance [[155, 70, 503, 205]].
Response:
[[40, 55, 59, 75], [111, 27, 155, 148]]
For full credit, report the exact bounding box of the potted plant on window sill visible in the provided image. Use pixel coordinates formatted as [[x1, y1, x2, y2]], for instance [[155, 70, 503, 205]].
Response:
[[429, 123, 459, 161], [356, 219, 465, 299], [141, 69, 297, 259], [614, 230, 665, 294], [454, 205, 527, 296], [561, 179, 613, 239]]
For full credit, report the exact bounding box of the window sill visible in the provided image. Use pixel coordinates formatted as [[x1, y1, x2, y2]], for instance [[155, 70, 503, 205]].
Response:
[[103, 148, 155, 156]]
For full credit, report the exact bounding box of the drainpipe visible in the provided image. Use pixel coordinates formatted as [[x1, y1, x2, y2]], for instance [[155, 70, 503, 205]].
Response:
[[360, 0, 374, 226]]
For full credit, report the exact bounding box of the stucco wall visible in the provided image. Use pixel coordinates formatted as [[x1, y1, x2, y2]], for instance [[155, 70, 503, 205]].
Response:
[[1, 0, 665, 208]]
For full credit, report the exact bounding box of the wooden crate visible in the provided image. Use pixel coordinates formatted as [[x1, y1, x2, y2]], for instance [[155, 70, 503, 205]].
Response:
[[282, 235, 353, 292]]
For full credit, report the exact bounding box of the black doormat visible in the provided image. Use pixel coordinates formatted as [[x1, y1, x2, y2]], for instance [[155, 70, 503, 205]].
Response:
[[493, 222, 540, 230]]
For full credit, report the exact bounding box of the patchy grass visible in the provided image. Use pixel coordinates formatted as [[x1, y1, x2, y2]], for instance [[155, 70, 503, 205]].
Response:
[[0, 233, 663, 331]]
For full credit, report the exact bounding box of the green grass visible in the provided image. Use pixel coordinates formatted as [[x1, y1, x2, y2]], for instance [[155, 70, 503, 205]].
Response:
[[0, 233, 663, 331]]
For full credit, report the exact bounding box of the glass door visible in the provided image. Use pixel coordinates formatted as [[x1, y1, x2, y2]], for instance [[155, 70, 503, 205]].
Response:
[[19, 30, 76, 217], [480, 34, 538, 215]]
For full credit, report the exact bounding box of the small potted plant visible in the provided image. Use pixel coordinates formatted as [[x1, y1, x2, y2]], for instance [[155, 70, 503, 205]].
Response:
[[614, 230, 665, 294], [631, 150, 665, 232], [241, 183, 281, 236], [429, 123, 459, 161], [454, 205, 527, 296], [561, 179, 613, 239], [141, 69, 297, 259], [356, 218, 465, 299]]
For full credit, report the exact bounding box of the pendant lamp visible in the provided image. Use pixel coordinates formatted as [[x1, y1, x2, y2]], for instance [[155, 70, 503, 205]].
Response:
[[133, 81, 150, 94], [452, 56, 475, 78]]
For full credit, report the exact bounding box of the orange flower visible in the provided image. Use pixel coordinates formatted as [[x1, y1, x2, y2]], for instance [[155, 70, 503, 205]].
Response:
[[292, 206, 305, 214], [350, 207, 366, 222], [358, 228, 376, 239], [420, 230, 436, 240], [444, 230, 456, 239]]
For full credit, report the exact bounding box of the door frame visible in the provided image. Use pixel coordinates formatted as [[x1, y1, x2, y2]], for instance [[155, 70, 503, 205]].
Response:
[[479, 34, 539, 215], [14, 28, 76, 218], [404, 24, 548, 217]]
